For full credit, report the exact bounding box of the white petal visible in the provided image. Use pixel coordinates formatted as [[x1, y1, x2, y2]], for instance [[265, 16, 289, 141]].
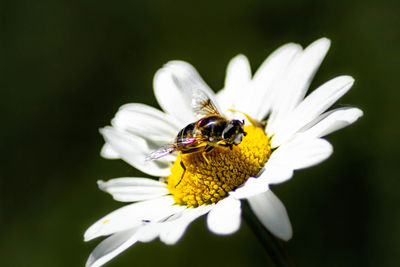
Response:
[[207, 197, 241, 235], [264, 137, 333, 185], [249, 43, 302, 120], [98, 178, 169, 202], [300, 107, 363, 138], [256, 162, 294, 185], [285, 38, 331, 109], [153, 66, 196, 124], [233, 137, 332, 199], [219, 54, 251, 112], [224, 54, 251, 92], [215, 88, 232, 115], [231, 164, 293, 199], [248, 190, 292, 241], [160, 205, 212, 245], [86, 228, 138, 267], [267, 38, 331, 135], [100, 143, 120, 159], [135, 223, 161, 243], [277, 137, 334, 170], [271, 75, 354, 147], [100, 127, 172, 177], [112, 103, 182, 143], [167, 61, 222, 115], [153, 61, 219, 124], [84, 196, 185, 241], [231, 177, 270, 199]]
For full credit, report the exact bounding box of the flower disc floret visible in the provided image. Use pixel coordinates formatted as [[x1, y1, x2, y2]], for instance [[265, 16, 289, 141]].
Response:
[[168, 125, 271, 207]]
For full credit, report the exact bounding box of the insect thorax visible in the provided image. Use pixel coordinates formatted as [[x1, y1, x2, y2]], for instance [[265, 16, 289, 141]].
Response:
[[197, 115, 228, 141]]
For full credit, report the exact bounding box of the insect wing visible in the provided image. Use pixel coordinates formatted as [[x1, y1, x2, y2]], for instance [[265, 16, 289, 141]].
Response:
[[191, 88, 221, 118], [146, 143, 177, 161], [146, 135, 205, 161], [177, 135, 206, 146]]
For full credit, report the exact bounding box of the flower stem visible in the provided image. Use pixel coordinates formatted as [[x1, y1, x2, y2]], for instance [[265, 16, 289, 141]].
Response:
[[242, 200, 294, 267]]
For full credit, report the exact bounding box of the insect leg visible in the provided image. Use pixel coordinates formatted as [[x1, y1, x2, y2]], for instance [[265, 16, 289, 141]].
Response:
[[181, 147, 203, 154], [201, 152, 210, 164], [217, 142, 233, 150], [205, 144, 215, 153], [201, 144, 215, 164], [175, 158, 186, 188]]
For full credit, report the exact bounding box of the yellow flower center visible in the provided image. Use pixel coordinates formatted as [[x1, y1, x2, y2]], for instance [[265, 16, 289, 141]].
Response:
[[167, 125, 271, 207]]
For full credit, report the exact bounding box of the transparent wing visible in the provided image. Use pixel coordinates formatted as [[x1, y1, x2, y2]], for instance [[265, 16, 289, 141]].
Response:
[[146, 135, 206, 161], [146, 143, 177, 161], [191, 88, 221, 118]]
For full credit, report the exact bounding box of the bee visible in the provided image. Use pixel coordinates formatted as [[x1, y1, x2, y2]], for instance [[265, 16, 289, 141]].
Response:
[[146, 88, 248, 185]]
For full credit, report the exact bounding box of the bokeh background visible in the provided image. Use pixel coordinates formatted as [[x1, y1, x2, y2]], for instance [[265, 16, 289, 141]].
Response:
[[2, 0, 399, 266]]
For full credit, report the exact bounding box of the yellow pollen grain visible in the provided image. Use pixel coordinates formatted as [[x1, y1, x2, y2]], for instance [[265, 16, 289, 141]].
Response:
[[167, 125, 271, 207]]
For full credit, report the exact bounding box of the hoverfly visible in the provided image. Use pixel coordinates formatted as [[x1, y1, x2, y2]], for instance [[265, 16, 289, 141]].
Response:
[[146, 88, 248, 185]]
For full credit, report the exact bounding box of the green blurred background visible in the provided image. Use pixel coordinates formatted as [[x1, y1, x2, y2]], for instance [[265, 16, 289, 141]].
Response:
[[2, 0, 399, 266]]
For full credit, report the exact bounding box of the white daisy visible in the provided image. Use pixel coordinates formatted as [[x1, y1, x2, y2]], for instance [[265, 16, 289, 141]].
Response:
[[84, 38, 363, 267]]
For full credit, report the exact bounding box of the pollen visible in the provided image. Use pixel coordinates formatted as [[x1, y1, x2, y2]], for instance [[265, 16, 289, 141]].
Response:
[[167, 125, 271, 207]]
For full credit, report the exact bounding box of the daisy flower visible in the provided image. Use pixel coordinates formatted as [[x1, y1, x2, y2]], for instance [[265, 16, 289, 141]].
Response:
[[84, 38, 363, 267]]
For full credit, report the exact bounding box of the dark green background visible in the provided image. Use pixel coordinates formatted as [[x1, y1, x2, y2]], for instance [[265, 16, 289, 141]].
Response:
[[2, 0, 399, 266]]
